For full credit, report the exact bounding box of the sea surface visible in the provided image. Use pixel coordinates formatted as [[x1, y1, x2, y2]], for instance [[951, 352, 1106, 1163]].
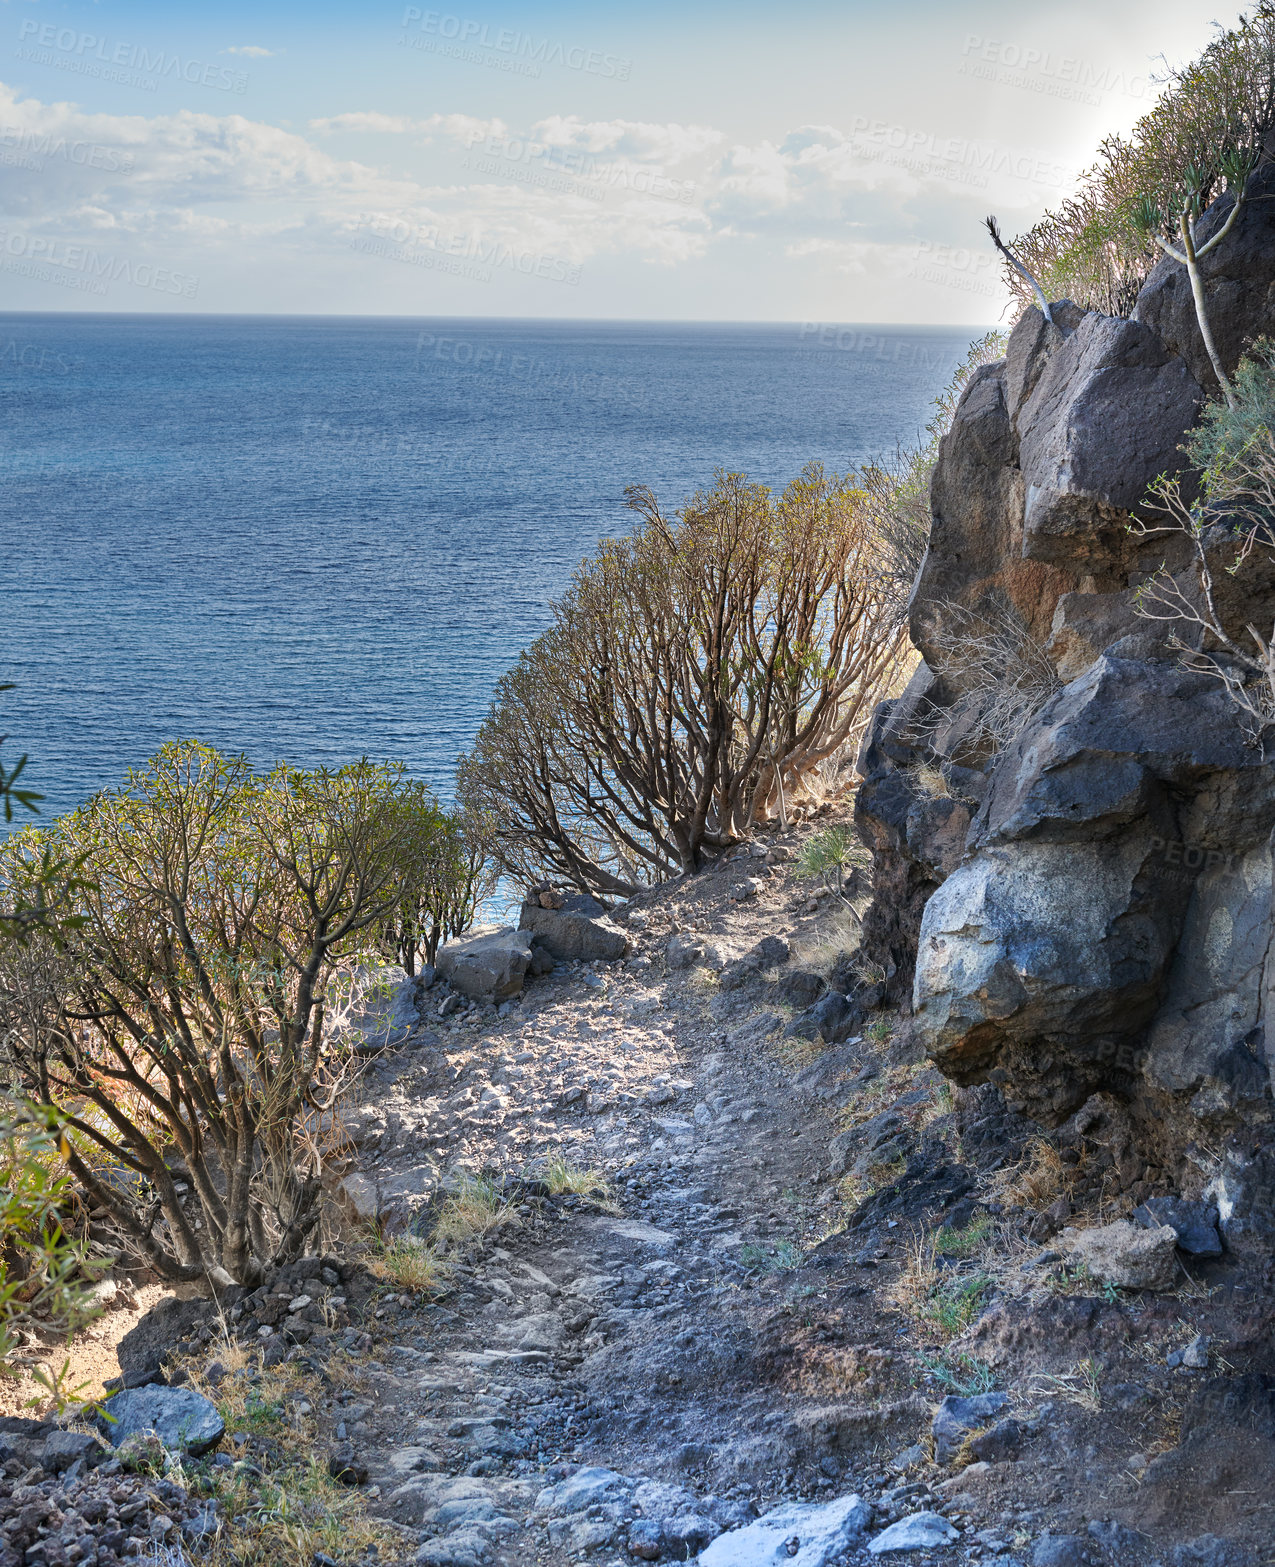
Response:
[[0, 314, 980, 825]]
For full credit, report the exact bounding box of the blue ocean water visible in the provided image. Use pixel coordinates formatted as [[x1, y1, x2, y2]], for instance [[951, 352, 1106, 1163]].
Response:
[[0, 314, 979, 824]]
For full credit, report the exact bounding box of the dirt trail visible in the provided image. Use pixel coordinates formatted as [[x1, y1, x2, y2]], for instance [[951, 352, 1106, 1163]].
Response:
[[64, 820, 1275, 1567], [323, 829, 1275, 1567]]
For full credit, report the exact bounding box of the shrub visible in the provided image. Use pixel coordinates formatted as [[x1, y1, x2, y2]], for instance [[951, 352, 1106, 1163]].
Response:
[[1132, 340, 1275, 734], [0, 742, 432, 1287], [1003, 7, 1275, 316], [459, 465, 912, 896], [793, 826, 861, 897], [0, 1106, 102, 1381], [372, 784, 493, 975]]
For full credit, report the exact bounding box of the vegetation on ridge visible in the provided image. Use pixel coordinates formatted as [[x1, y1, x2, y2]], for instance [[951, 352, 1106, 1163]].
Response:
[[1003, 4, 1275, 317]]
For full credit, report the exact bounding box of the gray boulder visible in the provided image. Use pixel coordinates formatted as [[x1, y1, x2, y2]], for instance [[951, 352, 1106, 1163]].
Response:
[[99, 1385, 225, 1456], [1016, 310, 1203, 569], [436, 927, 533, 1001], [335, 966, 419, 1052], [867, 1511, 960, 1554], [750, 935, 790, 966], [777, 969, 826, 1008], [519, 893, 628, 962], [42, 1429, 106, 1473], [807, 991, 857, 1044], [1061, 1219, 1178, 1291], [1032, 1536, 1089, 1567], [1132, 1196, 1223, 1258], [931, 1391, 1008, 1463], [698, 1492, 870, 1566]]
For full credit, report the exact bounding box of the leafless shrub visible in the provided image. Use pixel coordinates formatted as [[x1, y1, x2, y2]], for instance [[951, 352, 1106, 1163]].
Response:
[[919, 601, 1062, 761], [1132, 340, 1275, 739]]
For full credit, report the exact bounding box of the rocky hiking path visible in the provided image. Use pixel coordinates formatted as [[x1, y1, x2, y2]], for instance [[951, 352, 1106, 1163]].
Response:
[[14, 818, 1273, 1567], [282, 820, 1275, 1567]]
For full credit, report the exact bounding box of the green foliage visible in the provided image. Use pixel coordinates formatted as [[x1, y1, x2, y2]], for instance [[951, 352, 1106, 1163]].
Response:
[[1184, 336, 1275, 496], [917, 1348, 998, 1396], [1005, 7, 1275, 314], [921, 1271, 991, 1337], [0, 688, 42, 822], [793, 825, 860, 895], [373, 783, 493, 974], [933, 1211, 994, 1259], [1132, 341, 1275, 732], [0, 1106, 104, 1387], [738, 1239, 804, 1272]]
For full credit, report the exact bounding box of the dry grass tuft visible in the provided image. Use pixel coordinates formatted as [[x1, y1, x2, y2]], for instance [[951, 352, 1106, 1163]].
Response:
[[987, 1137, 1080, 1213], [433, 1173, 520, 1246], [539, 1154, 616, 1207], [1029, 1357, 1102, 1412], [890, 1234, 991, 1340], [368, 1234, 450, 1295], [904, 761, 951, 800]]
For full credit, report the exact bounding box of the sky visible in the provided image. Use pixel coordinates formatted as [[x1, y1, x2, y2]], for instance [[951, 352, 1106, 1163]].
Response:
[[0, 0, 1244, 322]]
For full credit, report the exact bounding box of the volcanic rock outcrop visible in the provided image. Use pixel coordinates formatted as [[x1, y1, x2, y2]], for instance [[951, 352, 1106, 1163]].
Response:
[[857, 164, 1275, 1245]]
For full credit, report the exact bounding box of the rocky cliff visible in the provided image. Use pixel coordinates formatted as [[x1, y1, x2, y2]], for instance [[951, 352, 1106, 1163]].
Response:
[[857, 162, 1275, 1253]]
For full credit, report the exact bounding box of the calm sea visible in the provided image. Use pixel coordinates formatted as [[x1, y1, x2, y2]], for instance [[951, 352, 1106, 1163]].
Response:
[[0, 314, 978, 824]]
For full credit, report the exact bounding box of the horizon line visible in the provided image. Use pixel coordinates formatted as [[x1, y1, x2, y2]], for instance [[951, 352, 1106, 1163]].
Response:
[[0, 309, 1002, 330]]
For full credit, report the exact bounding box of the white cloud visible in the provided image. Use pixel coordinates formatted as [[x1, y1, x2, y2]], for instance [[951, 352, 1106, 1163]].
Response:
[[309, 111, 507, 143], [530, 115, 724, 166], [225, 46, 275, 58]]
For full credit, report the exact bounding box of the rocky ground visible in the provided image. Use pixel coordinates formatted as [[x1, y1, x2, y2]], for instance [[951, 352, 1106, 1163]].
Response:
[[8, 814, 1275, 1567]]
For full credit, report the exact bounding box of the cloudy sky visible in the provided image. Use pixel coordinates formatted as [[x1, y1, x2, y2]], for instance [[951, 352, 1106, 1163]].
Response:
[[0, 0, 1240, 321]]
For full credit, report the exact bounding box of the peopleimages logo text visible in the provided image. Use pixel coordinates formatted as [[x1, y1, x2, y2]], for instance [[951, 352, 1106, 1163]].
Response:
[[0, 127, 134, 173], [399, 9, 632, 79], [0, 231, 199, 298], [17, 20, 249, 92]]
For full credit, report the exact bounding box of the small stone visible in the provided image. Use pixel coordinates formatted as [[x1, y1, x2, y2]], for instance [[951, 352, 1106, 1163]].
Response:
[[288, 1295, 312, 1313], [626, 1518, 664, 1560], [328, 1442, 369, 1485], [867, 1510, 960, 1554]]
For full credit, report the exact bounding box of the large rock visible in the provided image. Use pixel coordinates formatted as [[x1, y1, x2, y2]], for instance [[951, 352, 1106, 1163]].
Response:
[[854, 170, 1275, 1245], [435, 927, 532, 1000], [1132, 1195, 1223, 1257], [1060, 1219, 1179, 1291], [1016, 310, 1203, 569], [99, 1385, 225, 1456], [867, 1511, 960, 1554], [912, 654, 1275, 1121], [519, 893, 627, 961], [116, 1295, 214, 1388], [931, 1391, 1008, 1463], [697, 1492, 870, 1566]]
